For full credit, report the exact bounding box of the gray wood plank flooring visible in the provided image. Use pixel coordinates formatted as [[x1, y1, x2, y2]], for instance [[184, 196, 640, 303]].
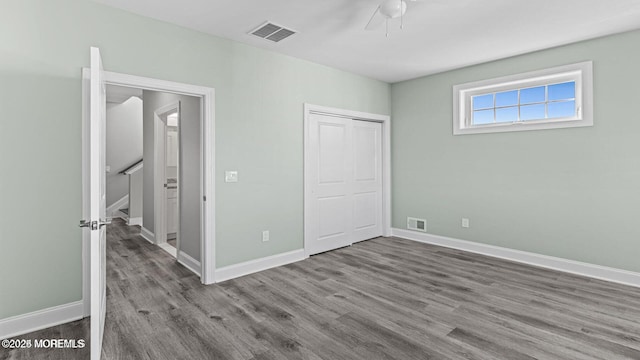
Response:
[[3, 218, 640, 359]]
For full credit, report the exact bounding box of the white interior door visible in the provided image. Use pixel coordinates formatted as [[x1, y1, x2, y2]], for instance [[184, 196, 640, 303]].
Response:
[[167, 188, 178, 234], [166, 130, 178, 167], [88, 46, 107, 360], [166, 129, 179, 235], [306, 114, 383, 255]]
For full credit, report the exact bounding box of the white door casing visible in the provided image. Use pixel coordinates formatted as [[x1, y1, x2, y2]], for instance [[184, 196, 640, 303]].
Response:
[[304, 104, 388, 256], [88, 46, 107, 360]]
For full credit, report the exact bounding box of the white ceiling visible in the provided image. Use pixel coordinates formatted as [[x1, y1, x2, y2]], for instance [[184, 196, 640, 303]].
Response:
[[95, 0, 640, 83]]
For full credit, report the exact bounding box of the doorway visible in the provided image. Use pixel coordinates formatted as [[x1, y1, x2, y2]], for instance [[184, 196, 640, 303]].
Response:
[[303, 104, 391, 257], [81, 69, 217, 318]]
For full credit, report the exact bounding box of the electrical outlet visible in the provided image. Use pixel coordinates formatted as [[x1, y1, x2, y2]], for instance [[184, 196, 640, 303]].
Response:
[[262, 230, 269, 242], [462, 218, 470, 228]]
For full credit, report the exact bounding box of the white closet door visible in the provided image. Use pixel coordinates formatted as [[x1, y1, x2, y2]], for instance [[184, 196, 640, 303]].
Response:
[[307, 114, 353, 255], [352, 120, 383, 242], [306, 114, 382, 256]]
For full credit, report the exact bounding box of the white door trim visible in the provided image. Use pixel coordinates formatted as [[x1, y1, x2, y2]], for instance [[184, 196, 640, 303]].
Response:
[[303, 103, 391, 258], [153, 101, 180, 248], [82, 70, 216, 315]]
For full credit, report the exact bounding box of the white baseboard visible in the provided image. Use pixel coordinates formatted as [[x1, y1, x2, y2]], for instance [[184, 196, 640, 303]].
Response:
[[0, 301, 84, 340], [127, 217, 142, 226], [140, 226, 155, 244], [391, 228, 640, 289], [106, 195, 128, 217], [215, 249, 307, 283], [159, 243, 177, 258], [178, 251, 201, 276]]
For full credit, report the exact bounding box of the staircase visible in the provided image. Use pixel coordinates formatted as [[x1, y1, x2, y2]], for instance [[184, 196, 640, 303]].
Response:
[[116, 207, 129, 221], [108, 159, 143, 227]]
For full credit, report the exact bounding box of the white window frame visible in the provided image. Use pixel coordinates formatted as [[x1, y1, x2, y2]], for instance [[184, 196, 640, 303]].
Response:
[[453, 61, 593, 135]]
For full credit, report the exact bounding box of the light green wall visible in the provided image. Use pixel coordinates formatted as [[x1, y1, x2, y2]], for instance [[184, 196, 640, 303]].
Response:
[[391, 30, 640, 273], [0, 0, 390, 319]]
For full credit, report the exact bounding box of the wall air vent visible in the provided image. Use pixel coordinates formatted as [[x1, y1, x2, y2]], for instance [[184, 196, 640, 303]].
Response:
[[250, 22, 297, 42], [407, 217, 427, 232]]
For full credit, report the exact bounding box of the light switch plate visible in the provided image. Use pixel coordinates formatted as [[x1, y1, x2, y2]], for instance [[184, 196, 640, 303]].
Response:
[[225, 171, 238, 183]]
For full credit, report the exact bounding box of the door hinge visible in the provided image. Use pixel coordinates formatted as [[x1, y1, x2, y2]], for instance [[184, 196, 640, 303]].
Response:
[[203, 196, 207, 201]]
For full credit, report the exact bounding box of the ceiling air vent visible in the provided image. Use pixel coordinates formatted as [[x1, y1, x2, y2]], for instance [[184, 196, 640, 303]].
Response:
[[250, 22, 296, 42]]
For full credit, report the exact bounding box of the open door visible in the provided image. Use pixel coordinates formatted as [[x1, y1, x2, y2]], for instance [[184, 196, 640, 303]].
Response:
[[79, 46, 108, 360]]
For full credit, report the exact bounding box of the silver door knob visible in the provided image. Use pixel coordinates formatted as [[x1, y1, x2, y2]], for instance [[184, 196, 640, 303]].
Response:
[[79, 220, 94, 228], [79, 218, 112, 230]]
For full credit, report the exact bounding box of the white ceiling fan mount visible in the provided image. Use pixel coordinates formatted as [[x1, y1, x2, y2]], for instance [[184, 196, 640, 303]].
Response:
[[379, 0, 407, 19], [366, 0, 423, 36]]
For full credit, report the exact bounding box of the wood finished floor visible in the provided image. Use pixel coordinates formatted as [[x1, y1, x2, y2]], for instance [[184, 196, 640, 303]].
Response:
[[3, 218, 640, 359]]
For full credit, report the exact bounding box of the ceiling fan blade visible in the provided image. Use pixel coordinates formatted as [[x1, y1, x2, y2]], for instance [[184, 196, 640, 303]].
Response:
[[365, 6, 386, 30]]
